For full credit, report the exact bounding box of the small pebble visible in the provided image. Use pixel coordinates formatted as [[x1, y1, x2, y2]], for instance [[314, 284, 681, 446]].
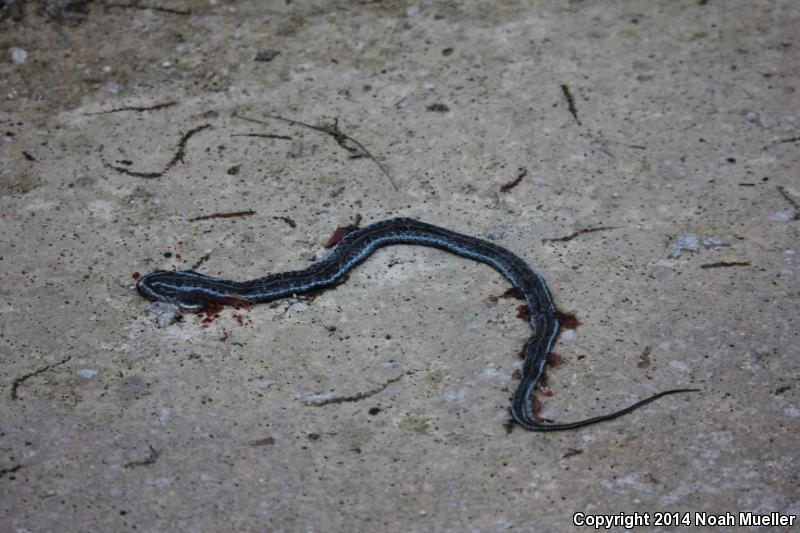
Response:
[[669, 360, 690, 373], [769, 211, 794, 222], [104, 82, 120, 95], [702, 236, 730, 248], [406, 4, 420, 16], [443, 388, 467, 402], [531, 175, 552, 187], [77, 368, 98, 379], [480, 366, 502, 380], [671, 232, 700, 258], [485, 225, 509, 241], [559, 330, 577, 342], [147, 301, 182, 328], [257, 379, 274, 390], [10, 47, 27, 64], [288, 302, 310, 314], [659, 159, 689, 180], [743, 110, 760, 123]]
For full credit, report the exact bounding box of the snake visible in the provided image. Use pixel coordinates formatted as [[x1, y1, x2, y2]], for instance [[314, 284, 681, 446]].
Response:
[[136, 218, 696, 431]]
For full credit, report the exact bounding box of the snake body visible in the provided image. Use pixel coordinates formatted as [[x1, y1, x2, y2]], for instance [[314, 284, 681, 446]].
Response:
[[137, 218, 694, 431]]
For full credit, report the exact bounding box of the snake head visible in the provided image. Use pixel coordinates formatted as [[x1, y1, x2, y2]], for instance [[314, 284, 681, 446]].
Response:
[[136, 270, 213, 310]]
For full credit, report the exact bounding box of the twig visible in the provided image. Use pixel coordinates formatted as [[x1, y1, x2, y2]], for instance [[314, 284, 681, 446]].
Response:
[[303, 373, 406, 406], [11, 356, 72, 400], [426, 103, 449, 113], [102, 124, 210, 178], [123, 445, 160, 468], [85, 101, 177, 116], [231, 133, 293, 141], [248, 437, 276, 446], [763, 136, 800, 150], [500, 167, 527, 193], [638, 346, 652, 369], [273, 216, 296, 228], [776, 185, 800, 220], [105, 3, 191, 15], [188, 209, 256, 222], [542, 226, 617, 243], [699, 261, 751, 269], [561, 84, 581, 125], [233, 112, 397, 190]]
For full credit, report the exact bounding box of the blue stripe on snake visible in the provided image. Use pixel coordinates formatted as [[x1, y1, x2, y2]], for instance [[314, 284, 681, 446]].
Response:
[[137, 218, 696, 431]]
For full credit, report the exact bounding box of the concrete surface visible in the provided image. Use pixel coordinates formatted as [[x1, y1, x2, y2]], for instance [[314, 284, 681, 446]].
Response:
[[1, 1, 798, 531]]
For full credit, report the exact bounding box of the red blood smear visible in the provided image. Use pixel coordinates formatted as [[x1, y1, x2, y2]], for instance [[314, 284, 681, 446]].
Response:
[[200, 294, 253, 309], [324, 227, 352, 248], [23, 151, 35, 161], [489, 287, 524, 305], [228, 298, 253, 310], [538, 373, 549, 388], [219, 329, 229, 342], [502, 287, 524, 300], [192, 295, 253, 327], [511, 369, 521, 380], [555, 309, 581, 329], [530, 394, 543, 415], [324, 215, 362, 248], [539, 387, 555, 397], [516, 304, 531, 322], [529, 394, 555, 423], [199, 304, 224, 327], [547, 352, 564, 368], [132, 272, 141, 280]]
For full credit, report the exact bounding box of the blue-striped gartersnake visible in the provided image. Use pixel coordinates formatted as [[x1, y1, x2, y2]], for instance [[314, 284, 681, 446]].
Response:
[[137, 218, 696, 431]]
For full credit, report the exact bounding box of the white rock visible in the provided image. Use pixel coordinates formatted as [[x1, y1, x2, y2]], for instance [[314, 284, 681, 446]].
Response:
[[10, 48, 27, 64], [77, 368, 98, 379]]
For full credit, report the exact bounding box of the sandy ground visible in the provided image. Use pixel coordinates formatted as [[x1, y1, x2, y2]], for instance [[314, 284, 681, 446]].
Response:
[[1, 1, 798, 531]]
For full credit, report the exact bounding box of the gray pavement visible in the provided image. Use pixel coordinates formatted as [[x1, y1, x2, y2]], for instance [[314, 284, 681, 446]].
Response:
[[1, 1, 798, 531]]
